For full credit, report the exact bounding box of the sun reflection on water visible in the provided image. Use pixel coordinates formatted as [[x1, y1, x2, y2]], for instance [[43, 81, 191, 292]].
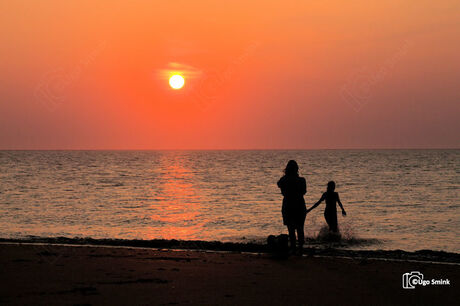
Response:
[[147, 154, 204, 240]]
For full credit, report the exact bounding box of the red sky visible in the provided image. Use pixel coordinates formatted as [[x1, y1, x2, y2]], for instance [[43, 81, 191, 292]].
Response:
[[1, 0, 459, 149]]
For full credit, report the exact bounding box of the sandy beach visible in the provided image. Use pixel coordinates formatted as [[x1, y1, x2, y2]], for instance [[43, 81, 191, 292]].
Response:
[[0, 243, 458, 305]]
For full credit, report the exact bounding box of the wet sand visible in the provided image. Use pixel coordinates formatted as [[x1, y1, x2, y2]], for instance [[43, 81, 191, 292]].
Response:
[[0, 243, 458, 305]]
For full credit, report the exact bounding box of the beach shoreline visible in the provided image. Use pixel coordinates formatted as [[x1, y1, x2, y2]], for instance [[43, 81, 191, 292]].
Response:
[[1, 237, 459, 264], [0, 243, 458, 305]]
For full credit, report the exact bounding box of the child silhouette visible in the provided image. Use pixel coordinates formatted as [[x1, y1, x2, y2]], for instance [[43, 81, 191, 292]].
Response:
[[307, 181, 346, 233]]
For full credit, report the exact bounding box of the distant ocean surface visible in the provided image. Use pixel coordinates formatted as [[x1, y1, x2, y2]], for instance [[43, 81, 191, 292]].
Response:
[[0, 150, 458, 253]]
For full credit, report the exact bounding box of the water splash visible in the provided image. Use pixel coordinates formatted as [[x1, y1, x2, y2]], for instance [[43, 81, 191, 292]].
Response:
[[306, 223, 381, 249]]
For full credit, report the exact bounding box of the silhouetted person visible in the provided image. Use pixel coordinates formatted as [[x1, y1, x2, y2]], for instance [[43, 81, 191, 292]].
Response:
[[277, 160, 307, 253], [307, 181, 346, 233]]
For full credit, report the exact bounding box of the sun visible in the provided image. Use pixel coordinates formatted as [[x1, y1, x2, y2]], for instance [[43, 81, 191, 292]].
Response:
[[169, 74, 185, 89]]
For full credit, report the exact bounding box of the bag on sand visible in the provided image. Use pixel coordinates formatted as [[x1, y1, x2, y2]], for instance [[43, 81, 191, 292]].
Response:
[[267, 234, 289, 254]]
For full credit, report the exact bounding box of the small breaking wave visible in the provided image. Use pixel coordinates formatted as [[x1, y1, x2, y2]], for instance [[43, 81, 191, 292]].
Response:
[[305, 225, 382, 248]]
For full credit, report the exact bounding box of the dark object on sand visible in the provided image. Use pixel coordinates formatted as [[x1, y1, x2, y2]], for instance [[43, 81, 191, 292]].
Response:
[[267, 234, 289, 257]]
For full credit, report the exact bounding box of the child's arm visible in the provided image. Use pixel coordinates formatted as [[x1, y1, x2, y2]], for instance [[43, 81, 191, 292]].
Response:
[[307, 193, 325, 213], [337, 193, 346, 216]]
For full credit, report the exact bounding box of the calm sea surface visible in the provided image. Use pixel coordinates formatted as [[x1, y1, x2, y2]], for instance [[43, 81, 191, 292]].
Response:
[[0, 150, 458, 252]]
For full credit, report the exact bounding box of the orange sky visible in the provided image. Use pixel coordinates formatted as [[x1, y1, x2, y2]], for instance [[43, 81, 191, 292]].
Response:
[[1, 0, 459, 149]]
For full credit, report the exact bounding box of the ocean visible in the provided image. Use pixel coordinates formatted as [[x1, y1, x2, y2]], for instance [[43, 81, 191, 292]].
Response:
[[0, 150, 458, 252]]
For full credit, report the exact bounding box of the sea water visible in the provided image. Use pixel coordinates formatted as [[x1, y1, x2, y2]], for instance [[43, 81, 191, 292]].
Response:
[[0, 150, 458, 252]]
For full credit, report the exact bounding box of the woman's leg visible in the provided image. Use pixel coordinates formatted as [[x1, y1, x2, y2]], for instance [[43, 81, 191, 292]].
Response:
[[296, 215, 305, 254], [297, 215, 305, 246], [297, 226, 305, 246], [287, 225, 296, 250]]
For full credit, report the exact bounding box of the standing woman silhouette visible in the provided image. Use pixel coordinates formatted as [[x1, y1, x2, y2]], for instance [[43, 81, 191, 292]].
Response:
[[277, 160, 307, 253]]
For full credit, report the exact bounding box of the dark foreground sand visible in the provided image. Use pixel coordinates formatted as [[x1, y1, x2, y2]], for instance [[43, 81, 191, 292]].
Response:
[[0, 244, 458, 305]]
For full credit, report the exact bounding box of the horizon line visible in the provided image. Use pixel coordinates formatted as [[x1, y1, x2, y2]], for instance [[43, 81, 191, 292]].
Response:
[[1, 147, 459, 151]]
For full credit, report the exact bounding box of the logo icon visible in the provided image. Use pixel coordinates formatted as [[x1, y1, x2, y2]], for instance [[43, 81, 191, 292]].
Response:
[[402, 271, 424, 289]]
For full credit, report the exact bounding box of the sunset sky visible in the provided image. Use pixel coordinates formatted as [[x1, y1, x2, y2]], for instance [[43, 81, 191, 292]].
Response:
[[1, 0, 459, 149]]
